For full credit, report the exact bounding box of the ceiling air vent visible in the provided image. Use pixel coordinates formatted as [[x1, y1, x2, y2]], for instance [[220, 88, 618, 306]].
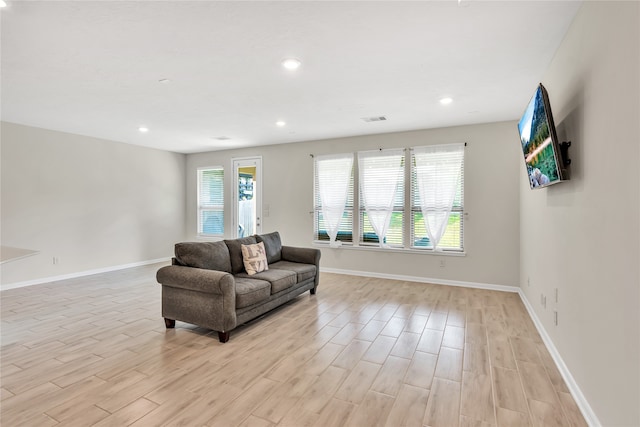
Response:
[[361, 116, 387, 123]]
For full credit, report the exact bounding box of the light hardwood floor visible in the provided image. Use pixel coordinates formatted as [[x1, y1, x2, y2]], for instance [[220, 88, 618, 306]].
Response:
[[1, 264, 587, 426]]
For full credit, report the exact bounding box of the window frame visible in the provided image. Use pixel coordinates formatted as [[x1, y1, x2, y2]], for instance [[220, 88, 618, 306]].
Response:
[[313, 145, 465, 253], [197, 166, 224, 238]]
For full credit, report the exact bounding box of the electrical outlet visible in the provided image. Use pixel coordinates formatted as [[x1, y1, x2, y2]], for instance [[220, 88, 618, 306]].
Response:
[[554, 310, 558, 326], [439, 259, 446, 268], [53, 256, 60, 265]]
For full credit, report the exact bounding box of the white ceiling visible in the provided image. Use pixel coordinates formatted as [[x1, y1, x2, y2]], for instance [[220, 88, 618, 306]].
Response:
[[1, 1, 581, 154]]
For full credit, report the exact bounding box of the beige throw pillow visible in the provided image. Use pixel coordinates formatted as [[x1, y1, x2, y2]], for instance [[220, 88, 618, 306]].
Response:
[[241, 242, 269, 276]]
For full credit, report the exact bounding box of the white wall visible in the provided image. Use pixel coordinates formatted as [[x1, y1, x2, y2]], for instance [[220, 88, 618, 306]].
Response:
[[519, 2, 639, 426], [0, 122, 186, 286], [186, 121, 521, 287]]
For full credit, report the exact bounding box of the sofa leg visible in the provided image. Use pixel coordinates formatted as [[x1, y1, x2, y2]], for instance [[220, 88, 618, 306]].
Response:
[[310, 288, 316, 295], [218, 331, 230, 343], [164, 318, 175, 328]]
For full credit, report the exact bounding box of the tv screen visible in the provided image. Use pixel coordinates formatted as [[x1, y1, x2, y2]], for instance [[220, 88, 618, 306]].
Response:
[[517, 83, 566, 189]]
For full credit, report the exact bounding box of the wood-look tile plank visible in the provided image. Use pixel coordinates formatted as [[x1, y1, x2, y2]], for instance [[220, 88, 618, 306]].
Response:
[[426, 312, 448, 331], [528, 398, 569, 427], [371, 355, 411, 396], [434, 346, 463, 382], [496, 408, 532, 427], [493, 367, 529, 414], [442, 325, 466, 350], [362, 334, 397, 364], [518, 361, 561, 405], [205, 377, 279, 427], [312, 397, 356, 427], [424, 378, 461, 427], [253, 372, 317, 423], [390, 331, 420, 359], [463, 342, 489, 375], [385, 384, 430, 427], [557, 391, 589, 427], [417, 328, 443, 354], [404, 350, 437, 390], [92, 397, 158, 427], [346, 390, 395, 427], [331, 339, 371, 370], [460, 371, 495, 425], [334, 360, 382, 404]]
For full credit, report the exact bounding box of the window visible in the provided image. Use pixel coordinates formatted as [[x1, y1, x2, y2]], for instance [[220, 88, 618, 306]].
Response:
[[411, 144, 464, 251], [197, 167, 224, 236], [313, 144, 464, 252], [359, 149, 405, 247], [313, 154, 354, 246]]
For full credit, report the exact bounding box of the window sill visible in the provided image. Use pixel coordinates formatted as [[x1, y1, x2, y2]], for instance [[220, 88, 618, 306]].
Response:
[[312, 241, 465, 256]]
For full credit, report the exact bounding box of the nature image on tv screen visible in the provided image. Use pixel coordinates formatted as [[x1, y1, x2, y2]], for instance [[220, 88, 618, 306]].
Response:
[[518, 86, 560, 188]]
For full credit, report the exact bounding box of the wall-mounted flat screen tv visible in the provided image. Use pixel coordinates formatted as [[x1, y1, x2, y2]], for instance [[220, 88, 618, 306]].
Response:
[[517, 83, 567, 189]]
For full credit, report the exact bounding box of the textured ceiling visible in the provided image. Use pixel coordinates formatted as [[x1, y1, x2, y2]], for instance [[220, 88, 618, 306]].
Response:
[[1, 1, 581, 153]]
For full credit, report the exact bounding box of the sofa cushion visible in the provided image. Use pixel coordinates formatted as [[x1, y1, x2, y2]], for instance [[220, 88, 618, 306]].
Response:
[[224, 236, 257, 274], [235, 268, 296, 294], [269, 261, 317, 283], [255, 231, 282, 264], [174, 241, 231, 273], [241, 242, 269, 276], [235, 278, 271, 309]]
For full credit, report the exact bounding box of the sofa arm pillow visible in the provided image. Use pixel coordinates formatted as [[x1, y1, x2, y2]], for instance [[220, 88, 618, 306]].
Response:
[[241, 242, 269, 276], [255, 231, 282, 264], [156, 265, 234, 295], [281, 245, 321, 267], [174, 241, 232, 273]]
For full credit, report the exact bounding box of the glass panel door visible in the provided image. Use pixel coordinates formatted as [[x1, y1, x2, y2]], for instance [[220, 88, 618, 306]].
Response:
[[233, 157, 262, 238]]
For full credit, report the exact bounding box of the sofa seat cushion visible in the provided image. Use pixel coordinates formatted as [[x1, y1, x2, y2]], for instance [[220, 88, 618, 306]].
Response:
[[269, 261, 317, 283], [235, 269, 296, 294], [235, 278, 271, 309]]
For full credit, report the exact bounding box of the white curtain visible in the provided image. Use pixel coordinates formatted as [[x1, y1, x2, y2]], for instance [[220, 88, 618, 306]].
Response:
[[413, 143, 464, 251], [316, 153, 353, 248], [358, 149, 404, 248]]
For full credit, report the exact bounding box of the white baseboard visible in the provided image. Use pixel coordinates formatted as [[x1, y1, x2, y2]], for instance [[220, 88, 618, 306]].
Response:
[[0, 258, 170, 291], [320, 266, 520, 293], [517, 290, 601, 427]]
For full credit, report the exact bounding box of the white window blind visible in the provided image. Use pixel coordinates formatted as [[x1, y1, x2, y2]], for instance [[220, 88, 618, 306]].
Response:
[[314, 153, 354, 246], [358, 149, 405, 247], [411, 144, 464, 251], [198, 167, 224, 236]]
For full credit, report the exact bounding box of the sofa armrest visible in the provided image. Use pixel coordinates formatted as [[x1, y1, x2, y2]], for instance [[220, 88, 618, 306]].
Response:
[[156, 265, 235, 295], [281, 246, 321, 266]]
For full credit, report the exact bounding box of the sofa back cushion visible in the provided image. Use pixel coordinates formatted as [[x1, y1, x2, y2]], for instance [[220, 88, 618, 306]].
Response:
[[255, 231, 282, 264], [174, 241, 232, 273], [224, 236, 257, 274]]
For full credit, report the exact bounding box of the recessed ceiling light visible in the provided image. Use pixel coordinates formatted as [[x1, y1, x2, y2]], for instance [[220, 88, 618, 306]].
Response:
[[158, 78, 170, 84], [440, 97, 453, 105], [276, 121, 286, 127], [138, 127, 149, 133], [0, 1, 7, 8], [281, 58, 301, 70]]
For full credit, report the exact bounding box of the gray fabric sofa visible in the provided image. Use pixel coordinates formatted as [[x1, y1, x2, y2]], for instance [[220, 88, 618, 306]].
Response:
[[156, 232, 320, 343]]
